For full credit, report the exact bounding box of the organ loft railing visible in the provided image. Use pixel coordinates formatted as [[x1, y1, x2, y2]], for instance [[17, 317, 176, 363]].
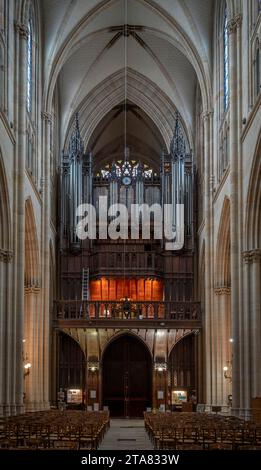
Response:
[[53, 300, 201, 329]]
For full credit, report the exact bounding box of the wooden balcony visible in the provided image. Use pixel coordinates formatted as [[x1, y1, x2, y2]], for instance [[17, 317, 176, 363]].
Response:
[[53, 300, 201, 329], [89, 251, 163, 277]]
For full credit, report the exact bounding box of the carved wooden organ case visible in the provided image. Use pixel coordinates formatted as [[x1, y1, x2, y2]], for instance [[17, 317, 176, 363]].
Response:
[[59, 114, 195, 303]]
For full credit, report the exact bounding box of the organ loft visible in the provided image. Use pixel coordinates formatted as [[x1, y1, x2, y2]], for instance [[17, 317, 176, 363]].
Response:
[[54, 112, 201, 416]]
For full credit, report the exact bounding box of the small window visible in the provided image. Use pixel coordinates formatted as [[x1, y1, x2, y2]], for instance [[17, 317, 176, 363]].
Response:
[[0, 46, 4, 109], [0, 0, 5, 32], [223, 4, 229, 111], [27, 17, 33, 112], [256, 46, 260, 97]]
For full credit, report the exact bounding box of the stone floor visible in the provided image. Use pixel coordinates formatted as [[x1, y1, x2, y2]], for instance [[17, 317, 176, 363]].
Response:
[[99, 419, 154, 450]]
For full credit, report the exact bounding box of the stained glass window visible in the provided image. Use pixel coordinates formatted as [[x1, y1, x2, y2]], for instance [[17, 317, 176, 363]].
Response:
[[256, 47, 260, 96], [99, 160, 153, 179], [27, 18, 33, 112], [223, 5, 229, 111]]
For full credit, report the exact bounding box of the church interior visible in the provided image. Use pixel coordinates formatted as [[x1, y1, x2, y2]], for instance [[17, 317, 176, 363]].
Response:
[[0, 0, 261, 452]]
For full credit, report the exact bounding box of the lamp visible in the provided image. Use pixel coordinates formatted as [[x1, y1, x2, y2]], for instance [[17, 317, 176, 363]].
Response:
[[155, 362, 167, 372], [23, 349, 32, 377], [88, 360, 99, 372], [24, 362, 31, 377], [223, 361, 232, 382]]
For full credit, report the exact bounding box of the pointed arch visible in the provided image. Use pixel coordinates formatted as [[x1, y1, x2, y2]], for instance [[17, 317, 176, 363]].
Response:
[[24, 198, 40, 287], [43, 0, 212, 117], [49, 239, 56, 310], [63, 68, 192, 154], [101, 330, 153, 360], [245, 135, 261, 250], [0, 149, 11, 250], [198, 239, 205, 304], [216, 197, 231, 286], [167, 331, 196, 358]]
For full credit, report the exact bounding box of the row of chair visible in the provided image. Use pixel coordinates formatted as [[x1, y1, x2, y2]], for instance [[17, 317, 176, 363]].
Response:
[[144, 411, 261, 450], [0, 410, 110, 450]]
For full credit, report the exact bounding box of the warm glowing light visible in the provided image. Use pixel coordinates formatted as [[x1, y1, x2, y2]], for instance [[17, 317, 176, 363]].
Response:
[[22, 339, 26, 343], [157, 367, 163, 372], [91, 366, 96, 372], [229, 338, 234, 343], [24, 363, 31, 369], [155, 331, 165, 337], [223, 366, 228, 371]]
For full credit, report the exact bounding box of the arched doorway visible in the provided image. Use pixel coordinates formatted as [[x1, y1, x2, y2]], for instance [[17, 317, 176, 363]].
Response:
[[168, 334, 196, 409], [102, 335, 152, 418], [58, 332, 86, 408]]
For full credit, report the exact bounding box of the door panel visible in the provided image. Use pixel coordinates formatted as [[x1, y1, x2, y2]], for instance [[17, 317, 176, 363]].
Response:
[[102, 335, 152, 417]]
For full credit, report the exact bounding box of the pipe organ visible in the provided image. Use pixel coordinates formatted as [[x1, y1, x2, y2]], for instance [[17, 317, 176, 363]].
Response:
[[61, 114, 92, 251], [61, 114, 193, 241], [59, 113, 195, 303]]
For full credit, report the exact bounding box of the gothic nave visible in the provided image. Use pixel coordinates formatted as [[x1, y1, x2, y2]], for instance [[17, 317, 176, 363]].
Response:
[[0, 0, 261, 456]]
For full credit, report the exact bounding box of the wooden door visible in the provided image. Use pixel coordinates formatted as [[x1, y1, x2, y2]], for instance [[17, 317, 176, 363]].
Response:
[[102, 335, 152, 417]]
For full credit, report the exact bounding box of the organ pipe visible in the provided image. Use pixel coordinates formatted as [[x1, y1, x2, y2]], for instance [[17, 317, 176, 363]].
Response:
[[161, 113, 193, 247], [61, 114, 93, 251]]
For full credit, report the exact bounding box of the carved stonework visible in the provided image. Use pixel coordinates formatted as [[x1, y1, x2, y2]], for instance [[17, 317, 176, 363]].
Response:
[[41, 111, 53, 124], [227, 14, 242, 35], [251, 249, 261, 263], [0, 249, 13, 263], [202, 110, 213, 122], [24, 285, 41, 294], [14, 22, 29, 39], [243, 249, 261, 264], [243, 251, 251, 264], [214, 286, 231, 295]]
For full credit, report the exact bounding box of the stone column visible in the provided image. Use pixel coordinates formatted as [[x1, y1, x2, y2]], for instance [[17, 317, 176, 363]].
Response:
[[235, 14, 245, 417], [241, 249, 261, 418], [13, 22, 29, 415], [202, 110, 213, 405], [41, 112, 52, 409], [214, 287, 231, 407], [86, 362, 100, 409], [227, 14, 242, 416], [242, 252, 251, 416], [0, 255, 4, 415], [50, 330, 58, 405], [250, 250, 261, 397], [153, 363, 168, 410], [24, 286, 41, 411], [0, 251, 13, 416]]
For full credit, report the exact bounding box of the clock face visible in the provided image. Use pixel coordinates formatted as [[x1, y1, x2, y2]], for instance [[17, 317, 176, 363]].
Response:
[[122, 176, 132, 186]]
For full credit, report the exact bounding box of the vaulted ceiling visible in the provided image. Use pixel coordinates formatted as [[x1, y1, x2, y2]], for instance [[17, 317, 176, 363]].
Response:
[[41, 0, 215, 156], [88, 101, 166, 171]]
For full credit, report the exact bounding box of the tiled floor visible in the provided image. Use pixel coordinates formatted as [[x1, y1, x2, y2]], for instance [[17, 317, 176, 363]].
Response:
[[99, 419, 154, 450]]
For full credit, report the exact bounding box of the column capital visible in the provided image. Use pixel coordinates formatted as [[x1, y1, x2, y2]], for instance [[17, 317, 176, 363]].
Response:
[[24, 284, 41, 294], [227, 14, 242, 35], [41, 111, 53, 123], [214, 286, 231, 295], [202, 110, 213, 122], [243, 251, 251, 264], [251, 249, 261, 263], [14, 22, 29, 39], [0, 249, 13, 263], [243, 249, 261, 263]]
